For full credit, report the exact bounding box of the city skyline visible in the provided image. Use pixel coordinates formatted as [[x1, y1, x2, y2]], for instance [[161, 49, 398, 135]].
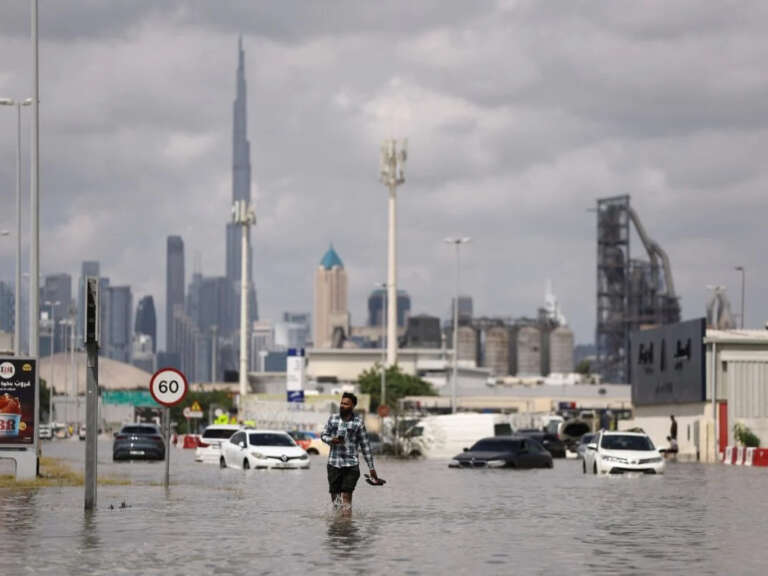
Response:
[[0, 3, 767, 346]]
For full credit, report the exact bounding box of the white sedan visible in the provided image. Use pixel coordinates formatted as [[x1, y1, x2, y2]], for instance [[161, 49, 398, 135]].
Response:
[[220, 429, 310, 470], [583, 431, 665, 475], [195, 424, 240, 464]]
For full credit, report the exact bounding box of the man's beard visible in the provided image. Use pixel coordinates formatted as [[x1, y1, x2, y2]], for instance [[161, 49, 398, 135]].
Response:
[[339, 406, 353, 418]]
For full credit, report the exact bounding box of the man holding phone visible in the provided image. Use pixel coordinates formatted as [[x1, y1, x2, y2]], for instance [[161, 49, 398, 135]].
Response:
[[321, 392, 378, 511]]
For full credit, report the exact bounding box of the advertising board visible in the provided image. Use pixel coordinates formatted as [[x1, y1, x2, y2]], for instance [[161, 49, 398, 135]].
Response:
[[0, 357, 37, 446], [631, 318, 706, 406]]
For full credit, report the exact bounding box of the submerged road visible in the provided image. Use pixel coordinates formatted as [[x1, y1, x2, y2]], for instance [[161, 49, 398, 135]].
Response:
[[1, 439, 767, 575]]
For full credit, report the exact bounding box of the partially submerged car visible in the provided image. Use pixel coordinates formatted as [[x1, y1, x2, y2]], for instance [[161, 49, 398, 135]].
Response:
[[449, 436, 553, 469], [195, 424, 240, 464], [583, 430, 665, 475]]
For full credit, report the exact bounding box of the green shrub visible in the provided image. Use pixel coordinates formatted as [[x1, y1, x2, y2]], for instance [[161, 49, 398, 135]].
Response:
[[734, 422, 761, 448]]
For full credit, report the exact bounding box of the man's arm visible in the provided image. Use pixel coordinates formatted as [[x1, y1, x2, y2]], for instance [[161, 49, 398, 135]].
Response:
[[320, 417, 336, 445], [357, 421, 376, 471]]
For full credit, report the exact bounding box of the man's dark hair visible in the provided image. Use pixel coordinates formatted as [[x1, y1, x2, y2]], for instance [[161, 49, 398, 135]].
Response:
[[341, 392, 358, 406]]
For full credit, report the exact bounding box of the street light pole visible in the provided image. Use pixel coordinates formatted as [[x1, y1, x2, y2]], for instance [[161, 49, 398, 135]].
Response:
[[735, 266, 745, 329], [376, 282, 387, 409], [379, 139, 407, 367], [44, 300, 59, 424], [0, 98, 32, 355], [444, 237, 471, 414], [30, 0, 41, 358], [232, 200, 256, 415]]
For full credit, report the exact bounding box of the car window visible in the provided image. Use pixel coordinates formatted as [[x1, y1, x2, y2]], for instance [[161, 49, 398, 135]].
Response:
[[249, 433, 295, 447], [230, 432, 245, 445], [527, 439, 546, 453], [600, 435, 655, 451], [580, 434, 595, 445], [203, 428, 237, 439], [121, 426, 158, 435]]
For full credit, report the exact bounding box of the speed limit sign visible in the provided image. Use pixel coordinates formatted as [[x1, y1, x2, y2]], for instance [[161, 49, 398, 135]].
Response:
[[149, 368, 188, 407]]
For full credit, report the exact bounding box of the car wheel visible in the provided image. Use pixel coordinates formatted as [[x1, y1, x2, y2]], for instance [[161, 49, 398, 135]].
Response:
[[307, 448, 318, 455], [593, 462, 598, 475], [547, 460, 554, 469], [582, 460, 587, 474], [243, 458, 250, 470], [219, 456, 227, 469]]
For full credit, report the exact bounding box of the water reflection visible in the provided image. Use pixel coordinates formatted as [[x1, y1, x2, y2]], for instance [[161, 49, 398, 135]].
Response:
[[326, 514, 364, 559]]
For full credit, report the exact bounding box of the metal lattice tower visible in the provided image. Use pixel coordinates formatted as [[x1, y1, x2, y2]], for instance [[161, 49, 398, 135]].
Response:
[[595, 195, 680, 383]]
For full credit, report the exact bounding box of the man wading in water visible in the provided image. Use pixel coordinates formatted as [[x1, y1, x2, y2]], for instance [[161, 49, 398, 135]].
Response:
[[321, 392, 378, 513]]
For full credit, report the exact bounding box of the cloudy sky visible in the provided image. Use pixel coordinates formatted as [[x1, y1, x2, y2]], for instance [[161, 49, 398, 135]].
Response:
[[0, 1, 766, 348]]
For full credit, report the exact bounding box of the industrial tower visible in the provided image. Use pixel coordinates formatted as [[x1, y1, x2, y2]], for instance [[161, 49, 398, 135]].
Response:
[[596, 195, 680, 383]]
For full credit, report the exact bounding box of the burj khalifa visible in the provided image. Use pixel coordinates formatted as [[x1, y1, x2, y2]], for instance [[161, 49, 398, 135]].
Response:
[[226, 37, 258, 336]]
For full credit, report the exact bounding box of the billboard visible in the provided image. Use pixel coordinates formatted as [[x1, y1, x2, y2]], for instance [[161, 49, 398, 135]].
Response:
[[0, 357, 38, 446], [631, 318, 706, 405]]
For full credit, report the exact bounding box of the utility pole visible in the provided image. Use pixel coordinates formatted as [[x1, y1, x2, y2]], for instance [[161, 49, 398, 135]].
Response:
[[444, 237, 471, 414], [232, 200, 256, 415], [379, 139, 407, 366], [84, 277, 100, 511]]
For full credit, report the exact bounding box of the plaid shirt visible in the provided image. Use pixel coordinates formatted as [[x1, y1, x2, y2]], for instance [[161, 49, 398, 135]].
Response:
[[321, 413, 375, 470]]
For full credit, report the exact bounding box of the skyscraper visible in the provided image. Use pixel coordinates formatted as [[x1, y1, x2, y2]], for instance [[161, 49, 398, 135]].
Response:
[[42, 273, 72, 353], [134, 295, 157, 353], [225, 37, 258, 341], [166, 235, 185, 352], [368, 289, 411, 328], [105, 285, 132, 363], [313, 245, 350, 348]]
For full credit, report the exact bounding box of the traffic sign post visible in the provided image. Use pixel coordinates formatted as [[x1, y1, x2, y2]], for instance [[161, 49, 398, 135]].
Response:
[[149, 368, 188, 489]]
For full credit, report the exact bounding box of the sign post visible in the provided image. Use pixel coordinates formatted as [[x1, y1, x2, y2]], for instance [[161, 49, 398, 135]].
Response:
[[149, 368, 188, 489], [84, 277, 99, 511]]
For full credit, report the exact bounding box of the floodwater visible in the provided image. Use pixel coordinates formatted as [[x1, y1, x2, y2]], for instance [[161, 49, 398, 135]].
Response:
[[2, 439, 768, 575]]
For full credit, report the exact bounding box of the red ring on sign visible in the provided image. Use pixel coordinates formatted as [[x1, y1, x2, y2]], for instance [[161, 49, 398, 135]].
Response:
[[149, 367, 189, 407]]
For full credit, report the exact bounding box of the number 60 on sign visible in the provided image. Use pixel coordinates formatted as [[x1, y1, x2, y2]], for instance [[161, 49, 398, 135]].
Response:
[[149, 368, 188, 407]]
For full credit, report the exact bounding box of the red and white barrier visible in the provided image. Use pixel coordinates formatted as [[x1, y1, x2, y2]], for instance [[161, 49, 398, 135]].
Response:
[[723, 446, 768, 467]]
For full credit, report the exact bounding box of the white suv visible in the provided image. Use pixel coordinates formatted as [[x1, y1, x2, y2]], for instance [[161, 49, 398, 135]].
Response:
[[583, 430, 665, 475], [195, 424, 240, 464]]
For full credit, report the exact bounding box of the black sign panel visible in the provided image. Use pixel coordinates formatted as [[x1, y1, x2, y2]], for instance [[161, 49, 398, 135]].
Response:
[[0, 357, 37, 445], [631, 318, 706, 405]]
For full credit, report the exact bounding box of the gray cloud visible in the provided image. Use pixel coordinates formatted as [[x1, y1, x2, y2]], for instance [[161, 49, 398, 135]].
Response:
[[0, 1, 766, 349]]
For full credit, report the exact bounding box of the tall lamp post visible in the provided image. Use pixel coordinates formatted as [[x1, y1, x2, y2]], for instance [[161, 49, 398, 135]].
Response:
[[444, 237, 471, 414], [30, 0, 41, 358], [44, 300, 60, 423], [375, 282, 388, 409], [0, 97, 32, 355], [735, 266, 745, 329], [232, 200, 256, 415], [379, 139, 407, 367]]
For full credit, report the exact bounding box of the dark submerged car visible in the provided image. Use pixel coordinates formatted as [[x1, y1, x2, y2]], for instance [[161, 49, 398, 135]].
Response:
[[113, 423, 166, 461], [516, 428, 566, 458], [449, 436, 553, 469]]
